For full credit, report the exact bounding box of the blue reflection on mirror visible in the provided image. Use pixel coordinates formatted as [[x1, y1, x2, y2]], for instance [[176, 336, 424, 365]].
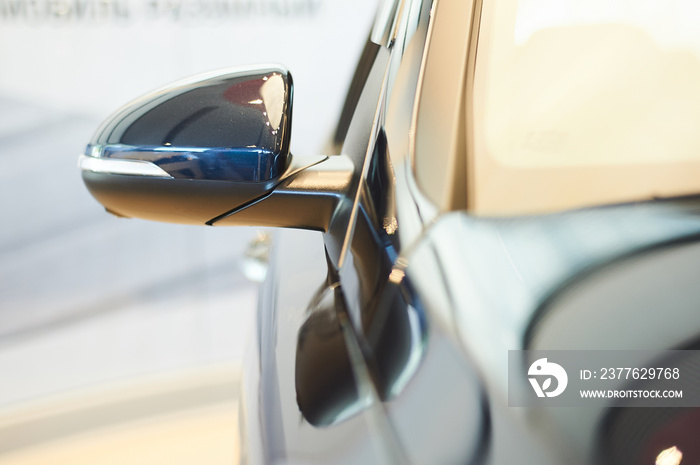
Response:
[[85, 66, 293, 183]]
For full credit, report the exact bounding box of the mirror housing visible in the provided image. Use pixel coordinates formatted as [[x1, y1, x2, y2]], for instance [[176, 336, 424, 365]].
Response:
[[80, 65, 352, 230]]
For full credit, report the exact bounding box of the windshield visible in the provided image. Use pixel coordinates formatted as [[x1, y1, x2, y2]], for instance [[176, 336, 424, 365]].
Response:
[[471, 0, 700, 214]]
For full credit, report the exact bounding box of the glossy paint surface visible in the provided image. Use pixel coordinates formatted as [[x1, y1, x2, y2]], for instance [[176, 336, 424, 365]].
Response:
[[80, 66, 304, 225], [244, 0, 488, 463], [86, 67, 292, 183], [246, 0, 700, 464]]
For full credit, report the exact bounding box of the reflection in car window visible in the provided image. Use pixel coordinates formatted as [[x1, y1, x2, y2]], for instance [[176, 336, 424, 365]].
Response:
[[471, 0, 700, 215], [483, 0, 700, 167]]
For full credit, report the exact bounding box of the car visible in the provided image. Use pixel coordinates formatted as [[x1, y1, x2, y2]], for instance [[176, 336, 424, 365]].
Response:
[[79, 0, 700, 463]]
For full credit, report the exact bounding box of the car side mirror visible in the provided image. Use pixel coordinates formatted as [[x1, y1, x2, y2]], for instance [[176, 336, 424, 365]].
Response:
[[79, 65, 352, 231]]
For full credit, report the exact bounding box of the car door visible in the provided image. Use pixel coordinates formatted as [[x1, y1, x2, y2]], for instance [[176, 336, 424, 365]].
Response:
[[249, 0, 700, 462], [241, 0, 493, 464]]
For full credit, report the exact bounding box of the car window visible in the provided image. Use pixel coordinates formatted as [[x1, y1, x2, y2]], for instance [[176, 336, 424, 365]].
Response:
[[470, 0, 700, 215]]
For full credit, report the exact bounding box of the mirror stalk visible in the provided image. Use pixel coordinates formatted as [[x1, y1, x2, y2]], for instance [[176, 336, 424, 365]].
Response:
[[211, 154, 353, 231]]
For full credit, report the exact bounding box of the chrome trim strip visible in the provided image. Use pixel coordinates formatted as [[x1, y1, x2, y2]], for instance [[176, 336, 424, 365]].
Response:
[[78, 154, 173, 178]]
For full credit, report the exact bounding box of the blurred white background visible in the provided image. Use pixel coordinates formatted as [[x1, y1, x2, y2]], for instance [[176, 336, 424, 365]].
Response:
[[0, 0, 377, 155], [0, 0, 376, 459]]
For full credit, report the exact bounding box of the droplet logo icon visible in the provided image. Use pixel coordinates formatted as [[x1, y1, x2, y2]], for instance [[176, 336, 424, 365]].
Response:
[[528, 358, 568, 398]]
